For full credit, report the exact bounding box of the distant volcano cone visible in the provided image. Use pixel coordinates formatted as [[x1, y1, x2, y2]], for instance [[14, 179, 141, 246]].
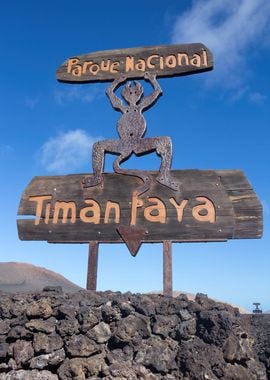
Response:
[[0, 262, 82, 293]]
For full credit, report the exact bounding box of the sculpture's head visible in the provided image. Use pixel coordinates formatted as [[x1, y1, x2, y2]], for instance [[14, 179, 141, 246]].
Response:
[[121, 81, 143, 105]]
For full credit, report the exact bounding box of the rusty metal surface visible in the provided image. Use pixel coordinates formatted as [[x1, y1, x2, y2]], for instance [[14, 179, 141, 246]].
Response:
[[117, 225, 147, 256], [82, 73, 180, 196], [163, 241, 173, 297], [87, 241, 99, 290]]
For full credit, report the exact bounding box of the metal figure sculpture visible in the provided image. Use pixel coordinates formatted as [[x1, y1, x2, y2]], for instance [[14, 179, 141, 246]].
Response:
[[83, 72, 179, 195]]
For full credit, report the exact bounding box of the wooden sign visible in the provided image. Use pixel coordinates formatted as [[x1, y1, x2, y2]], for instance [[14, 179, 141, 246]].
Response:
[[19, 42, 262, 295], [56, 43, 213, 83], [17, 170, 262, 244]]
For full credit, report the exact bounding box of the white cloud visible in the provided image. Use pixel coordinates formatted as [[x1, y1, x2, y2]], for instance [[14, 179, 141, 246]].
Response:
[[39, 129, 101, 173], [54, 85, 102, 105], [171, 0, 270, 90]]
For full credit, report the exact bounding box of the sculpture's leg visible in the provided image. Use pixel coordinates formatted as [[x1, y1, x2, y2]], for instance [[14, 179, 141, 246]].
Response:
[[134, 137, 180, 191], [83, 139, 123, 188], [83, 141, 105, 187], [155, 137, 180, 191]]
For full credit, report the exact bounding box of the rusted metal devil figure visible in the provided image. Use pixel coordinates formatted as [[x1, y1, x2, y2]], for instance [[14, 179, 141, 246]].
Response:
[[83, 72, 179, 195]]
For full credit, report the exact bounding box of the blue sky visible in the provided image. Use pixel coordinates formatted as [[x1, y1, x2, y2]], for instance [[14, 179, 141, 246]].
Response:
[[1, 0, 270, 312]]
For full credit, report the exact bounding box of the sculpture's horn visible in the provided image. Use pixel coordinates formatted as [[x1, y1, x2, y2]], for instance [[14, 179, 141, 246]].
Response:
[[134, 81, 142, 90]]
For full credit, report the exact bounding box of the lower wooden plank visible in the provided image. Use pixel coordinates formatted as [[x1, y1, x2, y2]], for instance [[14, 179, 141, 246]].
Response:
[[17, 170, 263, 243]]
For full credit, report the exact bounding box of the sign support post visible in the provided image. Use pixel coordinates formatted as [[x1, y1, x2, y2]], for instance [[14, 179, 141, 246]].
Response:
[[163, 241, 173, 297], [87, 241, 99, 291]]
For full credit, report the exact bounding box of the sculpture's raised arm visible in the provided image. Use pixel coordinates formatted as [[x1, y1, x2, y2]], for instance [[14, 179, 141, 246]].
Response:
[[140, 73, 162, 111], [106, 73, 127, 112]]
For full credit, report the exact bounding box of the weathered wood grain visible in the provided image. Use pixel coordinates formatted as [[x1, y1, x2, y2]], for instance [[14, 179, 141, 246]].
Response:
[[17, 170, 262, 243], [216, 170, 263, 239], [56, 43, 213, 83]]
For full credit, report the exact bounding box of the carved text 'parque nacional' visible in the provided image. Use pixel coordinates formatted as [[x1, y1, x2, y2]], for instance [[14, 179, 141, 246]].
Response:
[[66, 50, 208, 78], [56, 43, 213, 83]]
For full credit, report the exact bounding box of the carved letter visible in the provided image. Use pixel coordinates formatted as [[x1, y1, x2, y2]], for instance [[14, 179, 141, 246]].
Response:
[[144, 197, 166, 224], [72, 66, 82, 77], [67, 58, 79, 73], [45, 202, 51, 224], [125, 56, 134, 72], [192, 197, 215, 223], [202, 50, 208, 66], [135, 59, 146, 72], [177, 53, 189, 66], [82, 61, 93, 74], [165, 55, 177, 68], [159, 55, 164, 69], [130, 192, 143, 226], [100, 59, 111, 71], [89, 63, 100, 75], [110, 61, 120, 73], [80, 199, 100, 224], [104, 201, 120, 224], [29, 195, 52, 225], [53, 201, 76, 224], [190, 54, 201, 67], [169, 198, 188, 222], [146, 54, 159, 69]]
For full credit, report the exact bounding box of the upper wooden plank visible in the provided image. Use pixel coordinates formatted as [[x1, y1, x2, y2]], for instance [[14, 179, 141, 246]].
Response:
[[56, 43, 213, 83]]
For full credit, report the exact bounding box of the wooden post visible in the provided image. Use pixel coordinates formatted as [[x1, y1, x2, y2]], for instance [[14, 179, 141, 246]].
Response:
[[163, 241, 173, 297], [86, 241, 99, 290]]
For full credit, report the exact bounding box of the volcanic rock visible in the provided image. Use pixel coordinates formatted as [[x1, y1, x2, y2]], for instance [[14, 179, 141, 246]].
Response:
[[0, 290, 269, 379]]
